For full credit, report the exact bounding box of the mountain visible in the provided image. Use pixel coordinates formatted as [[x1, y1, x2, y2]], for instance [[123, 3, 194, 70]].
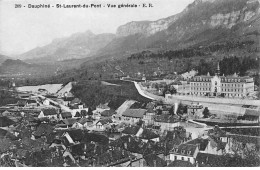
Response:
[[13, 0, 260, 79], [0, 59, 58, 77], [98, 0, 259, 56], [19, 30, 115, 63], [0, 54, 10, 64]]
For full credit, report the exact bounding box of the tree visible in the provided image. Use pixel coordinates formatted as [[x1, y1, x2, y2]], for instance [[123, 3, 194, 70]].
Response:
[[87, 107, 93, 116], [202, 107, 210, 118], [177, 103, 187, 115], [169, 106, 175, 115]]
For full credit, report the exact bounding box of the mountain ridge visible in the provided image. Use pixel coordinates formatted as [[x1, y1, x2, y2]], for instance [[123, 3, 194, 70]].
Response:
[[16, 0, 260, 68]]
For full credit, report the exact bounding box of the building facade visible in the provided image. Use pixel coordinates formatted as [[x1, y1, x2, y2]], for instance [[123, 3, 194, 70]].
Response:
[[190, 63, 254, 98]]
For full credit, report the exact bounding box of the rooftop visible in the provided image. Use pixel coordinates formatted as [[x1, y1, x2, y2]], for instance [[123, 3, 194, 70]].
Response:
[[122, 109, 146, 118]]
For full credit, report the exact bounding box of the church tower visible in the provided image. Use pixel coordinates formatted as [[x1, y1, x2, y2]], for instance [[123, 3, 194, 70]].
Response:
[[215, 62, 220, 77]]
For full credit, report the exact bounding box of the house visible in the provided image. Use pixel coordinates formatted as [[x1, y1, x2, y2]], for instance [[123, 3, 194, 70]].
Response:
[[169, 143, 199, 164], [1, 110, 11, 117], [38, 108, 58, 119], [143, 108, 156, 126], [62, 129, 85, 145], [77, 117, 94, 128], [17, 100, 28, 107], [95, 118, 113, 131], [204, 125, 227, 155], [33, 123, 54, 138], [136, 128, 160, 143], [72, 122, 83, 129], [121, 125, 140, 136], [122, 109, 146, 124], [144, 153, 167, 167], [100, 109, 116, 118], [225, 134, 260, 156], [93, 148, 135, 167], [61, 118, 77, 128], [167, 160, 195, 167], [96, 103, 110, 113], [196, 152, 224, 167], [0, 116, 15, 127], [154, 114, 180, 131], [61, 112, 72, 119], [62, 97, 74, 106], [26, 99, 38, 107]]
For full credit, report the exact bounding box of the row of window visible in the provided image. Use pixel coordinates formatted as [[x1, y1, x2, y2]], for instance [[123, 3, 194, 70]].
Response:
[[221, 78, 242, 83], [222, 89, 243, 92], [190, 92, 245, 97], [191, 88, 210, 91], [191, 83, 211, 86], [222, 83, 244, 88], [191, 82, 245, 87]]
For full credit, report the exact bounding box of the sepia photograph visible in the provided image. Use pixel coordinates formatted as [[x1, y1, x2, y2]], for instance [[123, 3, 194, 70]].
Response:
[[0, 0, 259, 167]]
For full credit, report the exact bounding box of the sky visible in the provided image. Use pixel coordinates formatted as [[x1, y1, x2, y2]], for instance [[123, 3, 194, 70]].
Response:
[[0, 0, 194, 56]]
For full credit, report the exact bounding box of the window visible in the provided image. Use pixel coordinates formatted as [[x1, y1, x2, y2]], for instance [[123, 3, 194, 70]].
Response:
[[174, 156, 177, 160], [188, 158, 190, 162], [181, 157, 184, 160]]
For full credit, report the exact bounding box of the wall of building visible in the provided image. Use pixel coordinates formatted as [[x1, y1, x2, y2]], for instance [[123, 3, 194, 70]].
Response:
[[165, 94, 260, 106], [169, 154, 195, 164]]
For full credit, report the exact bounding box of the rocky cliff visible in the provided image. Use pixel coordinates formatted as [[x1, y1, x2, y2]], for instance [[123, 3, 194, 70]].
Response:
[[116, 0, 259, 37]]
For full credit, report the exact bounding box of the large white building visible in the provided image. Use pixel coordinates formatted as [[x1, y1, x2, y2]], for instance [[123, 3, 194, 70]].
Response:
[[189, 63, 254, 98]]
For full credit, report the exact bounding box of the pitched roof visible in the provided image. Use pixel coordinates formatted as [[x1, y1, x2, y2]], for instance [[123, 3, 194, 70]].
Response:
[[67, 129, 85, 141], [186, 138, 209, 151], [74, 111, 81, 117], [244, 109, 260, 117], [146, 102, 155, 109], [196, 153, 223, 166], [34, 123, 54, 137], [17, 100, 27, 106], [61, 112, 72, 118], [140, 128, 159, 140], [81, 133, 109, 145], [63, 97, 74, 101], [80, 110, 87, 116], [97, 103, 110, 109], [122, 109, 146, 118], [0, 116, 15, 127], [71, 98, 81, 105], [96, 148, 135, 166], [62, 118, 77, 126], [27, 99, 37, 104], [0, 138, 12, 153], [78, 117, 93, 125], [171, 143, 198, 156], [144, 154, 167, 167], [42, 108, 57, 116], [100, 109, 116, 117], [226, 134, 260, 147], [97, 118, 113, 125], [0, 128, 8, 138], [121, 126, 140, 135]]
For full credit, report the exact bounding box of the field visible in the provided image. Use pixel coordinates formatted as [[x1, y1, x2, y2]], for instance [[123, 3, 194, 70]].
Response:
[[17, 84, 63, 94], [71, 80, 151, 109]]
